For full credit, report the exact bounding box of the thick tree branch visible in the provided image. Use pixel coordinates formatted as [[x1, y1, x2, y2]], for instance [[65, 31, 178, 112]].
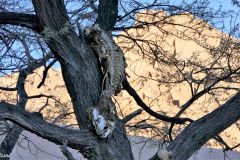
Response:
[[0, 12, 40, 31], [32, 0, 102, 128], [168, 67, 240, 140], [122, 79, 192, 124], [96, 0, 118, 31], [0, 53, 53, 155], [0, 63, 29, 158], [167, 92, 240, 160], [0, 126, 22, 157], [0, 102, 97, 153], [31, 1, 134, 159]]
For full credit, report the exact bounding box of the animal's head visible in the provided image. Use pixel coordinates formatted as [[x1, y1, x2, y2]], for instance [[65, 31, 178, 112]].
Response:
[[91, 108, 115, 138]]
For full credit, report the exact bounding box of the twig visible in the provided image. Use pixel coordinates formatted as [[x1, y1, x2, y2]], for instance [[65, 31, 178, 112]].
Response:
[[37, 58, 57, 88], [122, 79, 192, 124], [122, 109, 143, 124]]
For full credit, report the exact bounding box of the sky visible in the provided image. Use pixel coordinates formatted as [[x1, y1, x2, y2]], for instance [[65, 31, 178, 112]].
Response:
[[1, 0, 239, 71], [50, 0, 240, 69], [137, 0, 240, 35], [209, 0, 240, 34]]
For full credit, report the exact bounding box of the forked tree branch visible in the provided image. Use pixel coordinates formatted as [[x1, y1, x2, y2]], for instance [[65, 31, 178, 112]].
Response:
[[166, 92, 240, 160], [149, 92, 240, 160], [0, 102, 97, 155], [168, 67, 240, 140], [0, 52, 53, 155], [0, 12, 40, 31], [122, 79, 193, 124]]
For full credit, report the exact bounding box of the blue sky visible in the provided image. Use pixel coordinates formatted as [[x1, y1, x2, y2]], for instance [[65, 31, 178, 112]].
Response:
[[52, 0, 240, 69], [209, 0, 240, 34], [2, 0, 238, 71], [137, 0, 239, 35]]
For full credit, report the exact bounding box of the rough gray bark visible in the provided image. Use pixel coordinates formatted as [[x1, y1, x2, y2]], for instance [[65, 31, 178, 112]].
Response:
[[0, 97, 132, 160], [30, 0, 133, 159], [0, 126, 22, 160], [0, 12, 39, 31], [32, 0, 101, 129], [0, 54, 52, 158], [167, 92, 240, 160], [0, 102, 97, 153], [96, 0, 118, 31]]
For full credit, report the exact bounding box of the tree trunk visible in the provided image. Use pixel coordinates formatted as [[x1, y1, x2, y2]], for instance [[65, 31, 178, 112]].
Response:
[[31, 0, 133, 159]]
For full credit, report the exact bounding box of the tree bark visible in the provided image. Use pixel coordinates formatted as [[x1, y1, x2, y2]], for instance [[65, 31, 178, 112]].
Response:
[[96, 0, 118, 31], [0, 102, 133, 160], [31, 0, 133, 159], [167, 92, 240, 160], [0, 54, 51, 157], [0, 12, 39, 31], [32, 0, 101, 129], [0, 126, 22, 160], [0, 102, 96, 152]]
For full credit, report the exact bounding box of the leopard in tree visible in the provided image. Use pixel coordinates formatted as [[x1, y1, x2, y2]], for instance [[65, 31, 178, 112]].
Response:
[[84, 24, 126, 138]]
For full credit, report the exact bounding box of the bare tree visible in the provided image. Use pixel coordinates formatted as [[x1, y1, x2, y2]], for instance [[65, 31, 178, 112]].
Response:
[[0, 0, 239, 160]]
